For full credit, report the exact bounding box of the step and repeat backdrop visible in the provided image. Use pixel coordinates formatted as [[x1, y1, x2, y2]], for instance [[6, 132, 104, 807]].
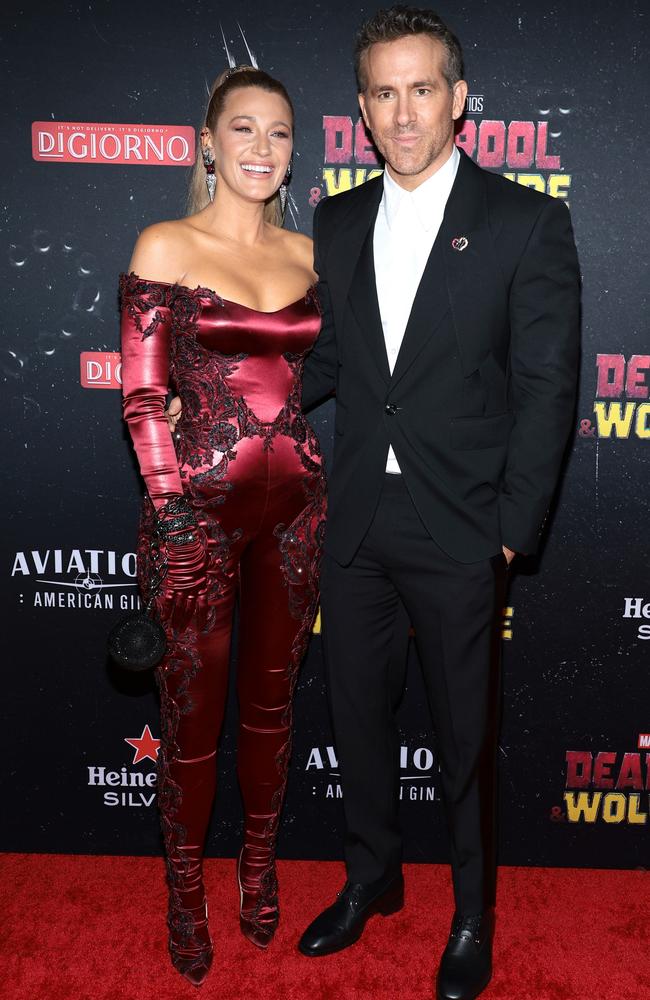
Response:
[[3, 0, 648, 868]]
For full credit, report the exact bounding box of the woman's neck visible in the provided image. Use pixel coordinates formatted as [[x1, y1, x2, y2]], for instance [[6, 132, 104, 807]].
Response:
[[199, 187, 269, 246]]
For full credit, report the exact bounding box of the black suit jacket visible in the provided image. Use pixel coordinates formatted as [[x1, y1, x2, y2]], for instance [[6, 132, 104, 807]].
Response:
[[303, 149, 580, 565]]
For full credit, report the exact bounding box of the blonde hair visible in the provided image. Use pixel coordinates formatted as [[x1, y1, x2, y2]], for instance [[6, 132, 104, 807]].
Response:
[[187, 66, 294, 226]]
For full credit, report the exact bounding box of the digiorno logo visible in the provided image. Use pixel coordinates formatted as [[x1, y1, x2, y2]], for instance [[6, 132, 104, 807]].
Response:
[[32, 121, 194, 166], [80, 351, 122, 390], [559, 740, 649, 826], [578, 354, 650, 441], [87, 725, 159, 808], [12, 546, 140, 611]]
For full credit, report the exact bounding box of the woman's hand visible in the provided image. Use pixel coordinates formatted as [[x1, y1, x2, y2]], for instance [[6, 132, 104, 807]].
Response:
[[154, 496, 208, 633], [165, 396, 183, 433], [158, 532, 209, 633]]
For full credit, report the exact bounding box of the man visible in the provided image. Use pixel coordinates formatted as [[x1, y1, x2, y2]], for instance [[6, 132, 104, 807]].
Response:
[[298, 6, 580, 1000]]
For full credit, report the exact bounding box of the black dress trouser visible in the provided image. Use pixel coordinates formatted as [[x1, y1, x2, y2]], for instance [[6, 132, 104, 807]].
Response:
[[320, 473, 507, 915]]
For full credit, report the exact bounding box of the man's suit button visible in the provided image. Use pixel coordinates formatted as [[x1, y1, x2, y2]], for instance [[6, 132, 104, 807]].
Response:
[[385, 403, 398, 415]]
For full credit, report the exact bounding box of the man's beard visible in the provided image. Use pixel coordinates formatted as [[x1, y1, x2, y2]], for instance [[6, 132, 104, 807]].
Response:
[[375, 123, 453, 178]]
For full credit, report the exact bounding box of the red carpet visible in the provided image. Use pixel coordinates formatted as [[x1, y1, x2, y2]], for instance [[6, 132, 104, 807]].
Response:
[[2, 855, 648, 1000]]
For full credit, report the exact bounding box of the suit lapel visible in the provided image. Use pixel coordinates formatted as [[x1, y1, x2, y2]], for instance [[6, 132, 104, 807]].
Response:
[[328, 175, 382, 308], [388, 230, 449, 389], [389, 150, 497, 389], [327, 175, 389, 383], [439, 152, 501, 375], [347, 228, 391, 383]]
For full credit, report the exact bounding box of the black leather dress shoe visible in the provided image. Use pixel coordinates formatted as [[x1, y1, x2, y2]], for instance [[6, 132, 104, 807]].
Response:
[[436, 910, 495, 1000], [298, 872, 404, 957]]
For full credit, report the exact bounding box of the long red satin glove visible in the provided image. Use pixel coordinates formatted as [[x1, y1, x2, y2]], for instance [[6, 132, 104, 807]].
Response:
[[156, 501, 209, 633], [120, 274, 207, 631]]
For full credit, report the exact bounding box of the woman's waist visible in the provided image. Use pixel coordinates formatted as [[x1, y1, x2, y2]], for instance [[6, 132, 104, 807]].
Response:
[[176, 435, 323, 494], [178, 401, 307, 432]]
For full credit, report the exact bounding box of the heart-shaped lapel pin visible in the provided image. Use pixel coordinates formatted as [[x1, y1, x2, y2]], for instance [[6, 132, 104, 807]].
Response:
[[451, 236, 469, 252]]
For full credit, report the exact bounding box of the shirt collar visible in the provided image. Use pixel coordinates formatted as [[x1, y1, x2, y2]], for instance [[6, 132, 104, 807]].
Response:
[[381, 145, 460, 233]]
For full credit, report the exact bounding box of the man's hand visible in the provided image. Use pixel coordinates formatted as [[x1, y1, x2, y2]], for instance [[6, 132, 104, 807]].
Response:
[[165, 395, 182, 432], [502, 545, 516, 565]]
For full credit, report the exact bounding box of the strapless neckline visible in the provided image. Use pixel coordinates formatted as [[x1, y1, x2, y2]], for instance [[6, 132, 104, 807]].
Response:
[[120, 271, 317, 316]]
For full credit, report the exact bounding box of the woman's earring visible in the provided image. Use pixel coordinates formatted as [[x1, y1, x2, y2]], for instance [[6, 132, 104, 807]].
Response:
[[279, 159, 292, 218], [201, 129, 216, 202]]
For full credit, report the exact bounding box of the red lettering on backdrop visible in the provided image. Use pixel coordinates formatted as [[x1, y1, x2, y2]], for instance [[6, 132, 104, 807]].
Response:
[[454, 121, 562, 170], [593, 751, 617, 788], [507, 121, 536, 169], [322, 116, 353, 163], [615, 753, 645, 791], [565, 751, 593, 787], [596, 354, 626, 397], [625, 356, 650, 399], [477, 120, 506, 168], [535, 121, 561, 169], [354, 118, 378, 164]]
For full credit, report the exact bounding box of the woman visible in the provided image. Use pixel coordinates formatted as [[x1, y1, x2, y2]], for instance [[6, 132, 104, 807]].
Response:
[[119, 65, 326, 986]]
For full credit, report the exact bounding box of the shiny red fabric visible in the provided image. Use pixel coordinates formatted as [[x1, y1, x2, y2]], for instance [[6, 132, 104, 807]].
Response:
[[119, 273, 326, 976]]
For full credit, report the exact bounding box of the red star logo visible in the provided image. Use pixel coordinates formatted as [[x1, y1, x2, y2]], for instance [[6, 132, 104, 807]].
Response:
[[124, 724, 160, 764]]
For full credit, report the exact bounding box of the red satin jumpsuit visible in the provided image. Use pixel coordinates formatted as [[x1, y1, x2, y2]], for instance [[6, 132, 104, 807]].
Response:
[[119, 271, 326, 978]]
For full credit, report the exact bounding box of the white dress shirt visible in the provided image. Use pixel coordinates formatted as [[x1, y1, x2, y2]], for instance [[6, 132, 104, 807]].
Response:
[[373, 145, 460, 473]]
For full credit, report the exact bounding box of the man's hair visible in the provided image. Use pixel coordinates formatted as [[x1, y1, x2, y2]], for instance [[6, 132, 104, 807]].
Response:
[[354, 5, 464, 93]]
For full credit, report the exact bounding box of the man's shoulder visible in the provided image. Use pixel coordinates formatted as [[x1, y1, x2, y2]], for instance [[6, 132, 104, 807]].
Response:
[[317, 174, 383, 225], [477, 160, 561, 225]]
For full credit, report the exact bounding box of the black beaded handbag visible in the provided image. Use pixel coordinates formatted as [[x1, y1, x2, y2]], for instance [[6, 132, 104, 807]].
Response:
[[107, 537, 167, 671]]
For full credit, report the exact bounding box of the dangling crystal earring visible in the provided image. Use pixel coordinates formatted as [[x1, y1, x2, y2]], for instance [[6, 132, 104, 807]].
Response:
[[279, 159, 292, 220], [201, 129, 216, 202]]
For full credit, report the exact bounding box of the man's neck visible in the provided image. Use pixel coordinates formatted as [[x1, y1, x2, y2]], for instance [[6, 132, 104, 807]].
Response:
[[385, 143, 456, 193]]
